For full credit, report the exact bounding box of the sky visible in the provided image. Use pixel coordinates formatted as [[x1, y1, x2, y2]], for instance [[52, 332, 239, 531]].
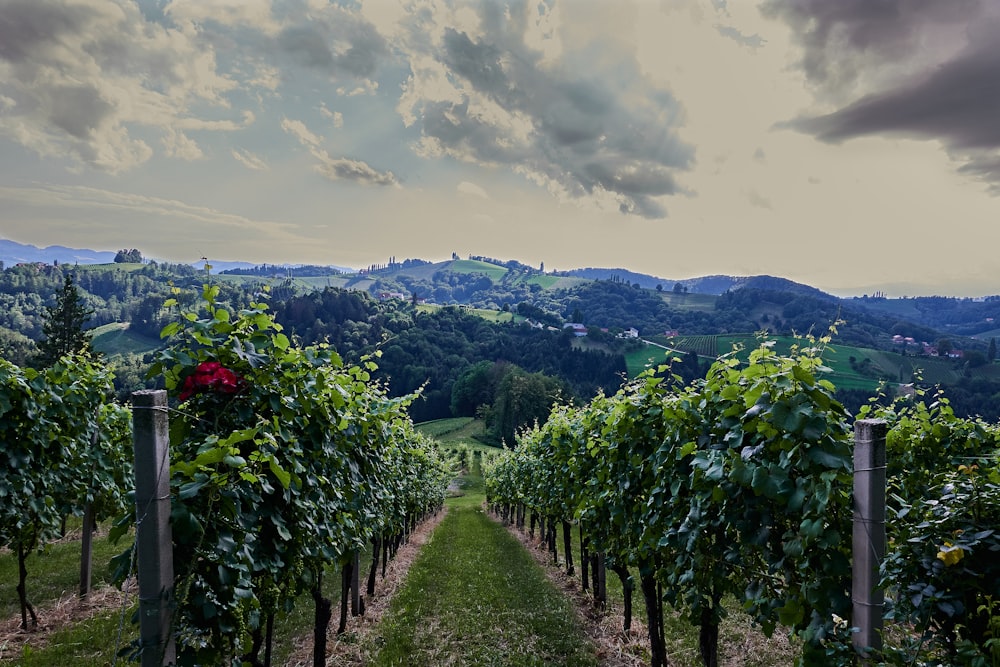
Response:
[[2, 0, 1000, 297]]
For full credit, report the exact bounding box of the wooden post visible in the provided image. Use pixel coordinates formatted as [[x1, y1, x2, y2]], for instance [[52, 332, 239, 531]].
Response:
[[80, 420, 101, 597], [132, 390, 176, 666], [853, 419, 887, 660], [350, 550, 361, 616], [79, 502, 94, 597]]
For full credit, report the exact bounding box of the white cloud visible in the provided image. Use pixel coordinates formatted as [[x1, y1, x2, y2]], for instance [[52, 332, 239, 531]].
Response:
[[0, 0, 237, 173], [162, 129, 204, 160], [319, 103, 344, 128], [282, 116, 396, 186], [371, 0, 693, 218], [174, 111, 255, 132], [164, 0, 282, 36], [232, 148, 268, 170], [280, 117, 323, 148], [457, 181, 489, 199], [336, 80, 380, 97], [0, 183, 297, 233]]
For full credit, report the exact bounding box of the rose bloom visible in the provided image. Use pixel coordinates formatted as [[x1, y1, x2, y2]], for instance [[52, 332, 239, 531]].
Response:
[[178, 361, 242, 400]]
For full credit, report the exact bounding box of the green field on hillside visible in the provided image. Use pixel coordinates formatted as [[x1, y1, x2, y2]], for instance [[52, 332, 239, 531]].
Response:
[[660, 332, 1000, 391], [89, 322, 161, 356], [416, 417, 500, 453], [624, 343, 674, 376], [523, 273, 560, 288], [72, 262, 145, 273], [657, 291, 718, 311], [416, 303, 520, 323], [447, 259, 508, 281], [631, 335, 887, 391]]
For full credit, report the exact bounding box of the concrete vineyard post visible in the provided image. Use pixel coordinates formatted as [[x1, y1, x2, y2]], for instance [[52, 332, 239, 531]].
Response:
[[132, 390, 176, 666], [853, 419, 887, 660]]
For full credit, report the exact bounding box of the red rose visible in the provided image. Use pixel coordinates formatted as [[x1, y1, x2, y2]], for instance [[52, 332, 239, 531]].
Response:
[[178, 361, 243, 400]]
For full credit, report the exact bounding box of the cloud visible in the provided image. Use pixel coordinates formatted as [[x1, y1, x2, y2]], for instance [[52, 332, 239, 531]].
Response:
[[314, 156, 397, 187], [280, 117, 323, 147], [764, 0, 1000, 191], [0, 0, 236, 173], [276, 8, 387, 78], [162, 129, 204, 160], [0, 183, 296, 232], [457, 181, 489, 199], [281, 116, 396, 186], [232, 148, 268, 170], [0, 1, 392, 174], [319, 103, 344, 128], [715, 24, 765, 49], [337, 80, 379, 97], [382, 0, 694, 219]]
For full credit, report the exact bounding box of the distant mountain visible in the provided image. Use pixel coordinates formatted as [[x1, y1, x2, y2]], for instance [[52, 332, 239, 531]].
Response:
[[192, 260, 261, 274], [0, 239, 355, 275], [0, 238, 116, 265], [559, 268, 831, 298]]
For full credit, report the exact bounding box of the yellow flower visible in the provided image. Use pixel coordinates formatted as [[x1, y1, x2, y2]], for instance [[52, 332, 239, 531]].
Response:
[[936, 542, 964, 566]]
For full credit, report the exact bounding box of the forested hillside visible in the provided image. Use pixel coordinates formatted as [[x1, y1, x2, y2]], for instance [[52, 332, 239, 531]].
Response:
[[5, 254, 1000, 423]]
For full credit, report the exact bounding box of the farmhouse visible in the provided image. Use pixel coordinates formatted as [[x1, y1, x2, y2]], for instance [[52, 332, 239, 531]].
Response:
[[563, 323, 588, 337]]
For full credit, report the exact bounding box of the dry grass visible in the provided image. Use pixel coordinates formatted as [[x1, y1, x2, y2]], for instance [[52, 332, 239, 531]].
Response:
[[0, 580, 135, 661]]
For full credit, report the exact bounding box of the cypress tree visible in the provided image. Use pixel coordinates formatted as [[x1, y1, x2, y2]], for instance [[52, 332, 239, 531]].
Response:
[[36, 274, 94, 366]]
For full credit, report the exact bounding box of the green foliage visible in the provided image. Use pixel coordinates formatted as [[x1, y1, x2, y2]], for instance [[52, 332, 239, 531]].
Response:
[[117, 284, 451, 665], [0, 325, 37, 366], [114, 249, 144, 263], [0, 352, 127, 628], [36, 274, 94, 367], [881, 464, 1000, 666], [488, 365, 570, 446], [862, 390, 1000, 665], [486, 334, 859, 666]]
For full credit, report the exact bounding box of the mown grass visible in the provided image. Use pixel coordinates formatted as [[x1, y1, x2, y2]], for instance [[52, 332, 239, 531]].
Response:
[[623, 343, 674, 377], [369, 500, 600, 666], [447, 260, 509, 281], [656, 292, 718, 312], [416, 417, 501, 454], [89, 322, 161, 356]]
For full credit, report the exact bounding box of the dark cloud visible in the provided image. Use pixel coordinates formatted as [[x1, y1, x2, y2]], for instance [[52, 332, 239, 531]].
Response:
[[789, 45, 1000, 148], [760, 0, 982, 94], [0, 1, 97, 64], [316, 156, 397, 187], [715, 25, 764, 49], [277, 11, 387, 78], [278, 26, 336, 70], [765, 0, 1000, 191], [47, 84, 114, 139], [401, 1, 694, 218], [442, 29, 513, 97]]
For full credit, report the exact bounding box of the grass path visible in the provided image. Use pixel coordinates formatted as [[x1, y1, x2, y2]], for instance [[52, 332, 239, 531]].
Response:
[[369, 499, 600, 667]]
